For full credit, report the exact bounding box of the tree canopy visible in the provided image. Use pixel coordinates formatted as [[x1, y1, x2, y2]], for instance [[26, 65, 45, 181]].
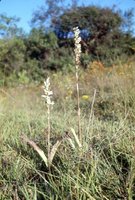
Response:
[[0, 14, 23, 38], [52, 6, 134, 59], [32, 3, 134, 58]]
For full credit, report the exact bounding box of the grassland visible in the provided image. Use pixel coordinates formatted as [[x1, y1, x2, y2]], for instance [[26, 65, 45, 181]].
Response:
[[1, 62, 135, 199]]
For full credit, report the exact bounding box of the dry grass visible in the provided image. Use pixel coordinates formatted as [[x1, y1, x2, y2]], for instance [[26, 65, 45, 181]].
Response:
[[1, 61, 135, 199]]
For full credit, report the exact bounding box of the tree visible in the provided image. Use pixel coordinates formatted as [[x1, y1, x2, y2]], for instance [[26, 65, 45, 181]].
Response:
[[32, 4, 134, 64], [53, 6, 134, 61], [0, 14, 26, 78], [31, 0, 78, 29], [25, 28, 58, 60], [0, 14, 24, 38], [0, 37, 26, 76], [53, 6, 131, 40]]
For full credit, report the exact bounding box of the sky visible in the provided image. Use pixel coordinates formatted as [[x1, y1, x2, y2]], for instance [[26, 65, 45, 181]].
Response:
[[0, 0, 135, 33]]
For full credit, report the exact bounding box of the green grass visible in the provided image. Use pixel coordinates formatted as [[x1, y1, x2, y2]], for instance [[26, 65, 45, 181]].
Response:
[[1, 67, 135, 199]]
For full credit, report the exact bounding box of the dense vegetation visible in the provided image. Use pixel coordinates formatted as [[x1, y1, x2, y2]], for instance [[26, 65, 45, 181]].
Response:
[[0, 1, 135, 85]]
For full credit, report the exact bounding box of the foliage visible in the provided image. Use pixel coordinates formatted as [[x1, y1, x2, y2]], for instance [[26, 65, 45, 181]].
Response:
[[52, 6, 134, 61], [25, 28, 74, 72], [0, 5, 134, 83], [0, 14, 24, 38], [0, 37, 26, 76], [25, 28, 58, 60], [31, 0, 77, 28], [31, 3, 135, 68]]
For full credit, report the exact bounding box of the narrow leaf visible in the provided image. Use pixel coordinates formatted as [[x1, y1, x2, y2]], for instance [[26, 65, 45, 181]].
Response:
[[67, 137, 76, 149], [48, 140, 62, 166], [70, 128, 82, 148], [20, 134, 48, 167]]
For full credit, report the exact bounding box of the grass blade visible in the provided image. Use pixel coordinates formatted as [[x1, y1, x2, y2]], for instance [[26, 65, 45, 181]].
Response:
[[70, 128, 82, 148], [48, 140, 62, 166]]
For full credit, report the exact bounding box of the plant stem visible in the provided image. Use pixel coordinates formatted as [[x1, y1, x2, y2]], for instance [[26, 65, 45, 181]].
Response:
[[47, 104, 51, 160], [76, 65, 81, 143]]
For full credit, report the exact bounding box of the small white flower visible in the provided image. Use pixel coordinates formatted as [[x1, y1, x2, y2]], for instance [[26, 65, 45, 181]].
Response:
[[73, 27, 81, 67], [42, 77, 54, 106]]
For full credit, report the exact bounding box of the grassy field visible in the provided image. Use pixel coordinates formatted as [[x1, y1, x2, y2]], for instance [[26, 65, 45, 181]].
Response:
[[1, 62, 135, 199]]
